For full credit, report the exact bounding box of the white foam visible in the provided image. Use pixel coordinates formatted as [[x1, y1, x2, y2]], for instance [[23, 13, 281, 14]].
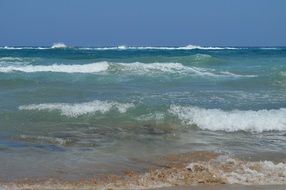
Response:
[[226, 160, 286, 184], [1, 46, 282, 51], [19, 100, 134, 117], [214, 156, 286, 185], [192, 54, 213, 61], [80, 46, 125, 50], [169, 105, 286, 132], [117, 45, 127, 50], [18, 135, 70, 146], [177, 44, 237, 50], [0, 46, 27, 50], [0, 62, 109, 73], [0, 57, 31, 67], [117, 62, 189, 73], [0, 57, 23, 61], [0, 46, 50, 50], [81, 45, 239, 50], [136, 112, 166, 121], [0, 61, 254, 78], [259, 47, 281, 50], [51, 43, 67, 49], [115, 62, 252, 77]]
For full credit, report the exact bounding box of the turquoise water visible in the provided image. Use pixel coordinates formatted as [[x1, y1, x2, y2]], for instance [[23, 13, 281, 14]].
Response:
[[0, 46, 286, 180]]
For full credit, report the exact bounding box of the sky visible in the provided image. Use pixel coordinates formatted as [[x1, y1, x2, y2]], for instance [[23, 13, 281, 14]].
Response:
[[0, 0, 285, 47]]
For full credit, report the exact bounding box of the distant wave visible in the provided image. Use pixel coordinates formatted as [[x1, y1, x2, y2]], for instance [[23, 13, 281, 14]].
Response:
[[176, 44, 238, 50], [1, 45, 236, 50], [0, 45, 283, 51], [0, 62, 109, 73], [51, 43, 67, 49], [0, 61, 256, 78], [259, 47, 282, 50], [0, 46, 29, 50], [19, 100, 135, 117], [0, 57, 31, 67], [80, 44, 239, 50], [0, 57, 23, 61], [0, 46, 49, 50], [169, 105, 286, 132], [114, 62, 255, 77]]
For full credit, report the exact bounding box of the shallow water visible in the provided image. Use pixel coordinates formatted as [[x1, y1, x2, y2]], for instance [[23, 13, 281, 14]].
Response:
[[0, 46, 286, 182]]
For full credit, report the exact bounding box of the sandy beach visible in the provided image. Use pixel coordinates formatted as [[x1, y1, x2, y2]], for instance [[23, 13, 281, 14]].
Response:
[[153, 185, 286, 190]]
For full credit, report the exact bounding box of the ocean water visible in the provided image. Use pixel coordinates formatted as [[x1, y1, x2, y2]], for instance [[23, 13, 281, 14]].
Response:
[[0, 45, 286, 183]]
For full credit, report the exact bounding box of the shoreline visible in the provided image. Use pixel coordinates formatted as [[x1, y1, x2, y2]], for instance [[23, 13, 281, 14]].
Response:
[[1, 151, 285, 190], [153, 185, 286, 190]]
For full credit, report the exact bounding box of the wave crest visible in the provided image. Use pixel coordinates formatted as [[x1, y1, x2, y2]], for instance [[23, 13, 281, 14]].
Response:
[[51, 43, 67, 49], [17, 135, 71, 146], [80, 45, 239, 50], [0, 61, 255, 78], [0, 62, 109, 73], [169, 105, 286, 132], [19, 100, 134, 117], [113, 62, 254, 78]]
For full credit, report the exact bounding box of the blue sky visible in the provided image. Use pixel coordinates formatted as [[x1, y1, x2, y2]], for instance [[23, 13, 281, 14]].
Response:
[[0, 0, 285, 46]]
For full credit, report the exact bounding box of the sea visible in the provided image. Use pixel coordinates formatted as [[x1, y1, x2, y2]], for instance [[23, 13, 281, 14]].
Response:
[[0, 45, 286, 188]]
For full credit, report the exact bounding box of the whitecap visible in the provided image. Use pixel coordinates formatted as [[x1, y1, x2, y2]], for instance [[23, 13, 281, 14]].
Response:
[[169, 105, 286, 132], [51, 43, 67, 49], [0, 46, 54, 50], [79, 45, 240, 50], [0, 62, 109, 73], [259, 47, 281, 50], [19, 100, 134, 117], [115, 62, 255, 78], [0, 61, 255, 78]]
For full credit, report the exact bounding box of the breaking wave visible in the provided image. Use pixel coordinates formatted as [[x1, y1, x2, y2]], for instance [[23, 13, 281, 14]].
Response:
[[19, 100, 134, 117], [0, 62, 109, 73], [51, 43, 67, 49], [114, 62, 255, 77], [80, 44, 239, 50], [169, 105, 286, 132], [0, 61, 255, 77], [0, 46, 49, 50], [1, 46, 283, 51]]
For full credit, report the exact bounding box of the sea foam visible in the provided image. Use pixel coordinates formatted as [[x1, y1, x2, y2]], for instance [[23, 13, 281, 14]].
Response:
[[222, 159, 286, 184], [0, 61, 254, 78], [17, 135, 71, 146], [114, 62, 254, 77], [80, 44, 239, 50], [19, 100, 134, 117], [169, 105, 286, 132], [51, 43, 67, 49], [0, 62, 109, 73], [186, 155, 286, 185]]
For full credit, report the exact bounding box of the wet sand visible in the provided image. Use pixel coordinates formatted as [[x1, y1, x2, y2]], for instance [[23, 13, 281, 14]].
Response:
[[153, 185, 286, 190], [0, 151, 285, 190]]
